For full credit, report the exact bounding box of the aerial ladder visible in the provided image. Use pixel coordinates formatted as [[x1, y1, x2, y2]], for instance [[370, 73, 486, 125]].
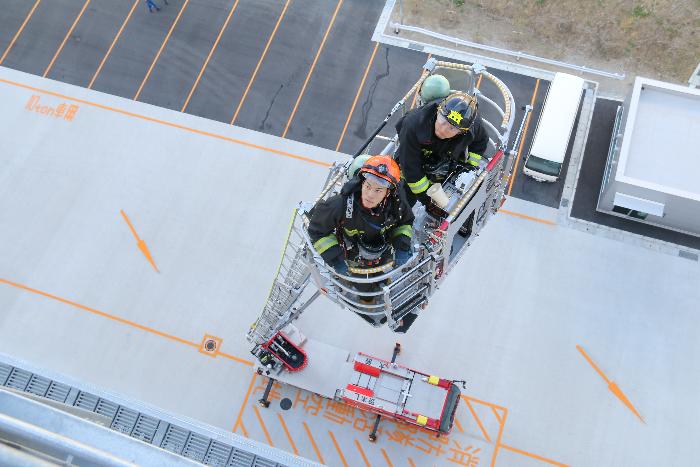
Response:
[[246, 58, 528, 439]]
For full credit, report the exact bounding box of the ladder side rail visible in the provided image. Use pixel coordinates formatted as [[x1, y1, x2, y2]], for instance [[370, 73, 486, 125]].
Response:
[[248, 211, 313, 345], [442, 154, 507, 276]]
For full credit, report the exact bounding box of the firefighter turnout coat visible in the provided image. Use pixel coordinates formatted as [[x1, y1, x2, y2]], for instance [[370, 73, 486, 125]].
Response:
[[308, 177, 415, 265], [395, 102, 488, 203]]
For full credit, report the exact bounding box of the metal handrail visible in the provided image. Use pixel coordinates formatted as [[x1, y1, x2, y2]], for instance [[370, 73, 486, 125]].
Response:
[[394, 23, 625, 80], [0, 413, 138, 467]]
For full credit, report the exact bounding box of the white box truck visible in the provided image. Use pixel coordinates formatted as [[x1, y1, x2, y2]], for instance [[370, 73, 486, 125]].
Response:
[[523, 72, 585, 182]]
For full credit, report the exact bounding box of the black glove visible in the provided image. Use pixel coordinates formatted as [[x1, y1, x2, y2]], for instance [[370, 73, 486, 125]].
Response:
[[330, 257, 349, 276], [394, 249, 411, 267], [416, 191, 432, 206]]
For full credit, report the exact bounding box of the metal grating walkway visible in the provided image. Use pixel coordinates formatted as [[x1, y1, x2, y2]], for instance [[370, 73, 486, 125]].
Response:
[[0, 361, 292, 467]]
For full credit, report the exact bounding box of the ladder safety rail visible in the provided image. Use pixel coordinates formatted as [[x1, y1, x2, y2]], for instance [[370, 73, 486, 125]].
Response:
[[249, 60, 518, 365]]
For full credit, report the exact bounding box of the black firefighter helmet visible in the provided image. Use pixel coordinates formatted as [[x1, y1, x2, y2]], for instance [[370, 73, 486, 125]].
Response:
[[437, 92, 478, 133]]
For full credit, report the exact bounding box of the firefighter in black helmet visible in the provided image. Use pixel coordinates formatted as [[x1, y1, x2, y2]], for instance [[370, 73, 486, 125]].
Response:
[[395, 91, 489, 206]]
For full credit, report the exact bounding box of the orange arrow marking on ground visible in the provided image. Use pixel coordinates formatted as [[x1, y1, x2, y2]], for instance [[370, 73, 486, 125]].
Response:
[[576, 345, 645, 424], [120, 210, 159, 273]]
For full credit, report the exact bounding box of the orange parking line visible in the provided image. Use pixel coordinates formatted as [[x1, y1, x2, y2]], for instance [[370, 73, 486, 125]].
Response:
[[218, 351, 253, 366], [576, 344, 608, 382], [507, 78, 540, 195], [134, 0, 191, 101], [328, 431, 348, 467], [230, 0, 290, 125], [500, 444, 569, 467], [335, 42, 379, 151], [120, 209, 140, 240], [88, 0, 139, 89], [407, 458, 416, 467], [238, 420, 248, 437], [233, 373, 256, 433], [0, 78, 331, 168], [491, 406, 504, 425], [0, 277, 199, 348], [461, 395, 507, 412], [120, 209, 159, 272], [181, 0, 240, 112], [277, 414, 299, 455], [411, 54, 432, 109], [576, 345, 645, 423], [409, 87, 419, 109], [354, 439, 371, 467], [410, 53, 432, 109], [489, 408, 508, 467], [454, 416, 464, 433], [253, 406, 274, 446], [498, 209, 556, 226], [380, 448, 393, 467], [303, 422, 325, 464], [465, 399, 491, 443], [0, 0, 42, 66], [43, 0, 92, 77], [281, 0, 343, 138]]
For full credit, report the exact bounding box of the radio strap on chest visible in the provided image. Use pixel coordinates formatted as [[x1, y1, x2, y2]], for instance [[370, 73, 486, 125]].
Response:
[[346, 195, 354, 220]]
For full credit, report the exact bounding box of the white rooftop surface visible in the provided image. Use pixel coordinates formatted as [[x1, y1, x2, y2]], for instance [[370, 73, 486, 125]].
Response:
[[1, 67, 700, 467], [617, 77, 700, 199]]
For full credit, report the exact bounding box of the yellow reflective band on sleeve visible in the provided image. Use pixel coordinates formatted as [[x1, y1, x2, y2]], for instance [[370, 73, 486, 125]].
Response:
[[467, 152, 482, 166], [391, 224, 413, 238], [313, 235, 338, 254], [407, 176, 430, 194]]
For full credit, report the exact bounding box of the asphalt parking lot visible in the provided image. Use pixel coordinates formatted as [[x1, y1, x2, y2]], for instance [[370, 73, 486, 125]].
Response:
[[0, 0, 570, 208]]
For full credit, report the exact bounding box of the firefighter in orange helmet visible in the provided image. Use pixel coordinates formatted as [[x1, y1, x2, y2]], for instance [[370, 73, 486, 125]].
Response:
[[308, 156, 414, 276]]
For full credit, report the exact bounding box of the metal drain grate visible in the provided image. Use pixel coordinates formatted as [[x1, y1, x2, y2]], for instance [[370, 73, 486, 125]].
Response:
[[0, 363, 11, 385], [204, 441, 233, 466], [161, 424, 190, 455], [228, 449, 256, 467], [26, 374, 51, 397], [6, 367, 32, 391], [74, 391, 100, 411], [0, 360, 293, 466], [252, 457, 278, 467], [95, 398, 119, 420], [45, 381, 71, 403], [131, 413, 160, 443], [183, 432, 212, 463], [111, 406, 139, 435]]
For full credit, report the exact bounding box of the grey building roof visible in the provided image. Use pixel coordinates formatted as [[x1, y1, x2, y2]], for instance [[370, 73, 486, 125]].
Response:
[[616, 77, 700, 201]]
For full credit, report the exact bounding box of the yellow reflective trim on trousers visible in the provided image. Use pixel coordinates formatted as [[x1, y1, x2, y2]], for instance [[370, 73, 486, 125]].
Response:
[[313, 235, 338, 254], [392, 224, 413, 238], [467, 152, 482, 166], [407, 176, 430, 194]]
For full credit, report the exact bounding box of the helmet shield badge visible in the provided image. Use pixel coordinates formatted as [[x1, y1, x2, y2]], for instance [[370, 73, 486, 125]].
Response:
[[438, 92, 478, 133]]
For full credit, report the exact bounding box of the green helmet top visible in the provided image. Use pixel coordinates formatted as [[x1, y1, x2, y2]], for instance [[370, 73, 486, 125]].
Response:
[[347, 154, 372, 178], [420, 74, 451, 102]]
